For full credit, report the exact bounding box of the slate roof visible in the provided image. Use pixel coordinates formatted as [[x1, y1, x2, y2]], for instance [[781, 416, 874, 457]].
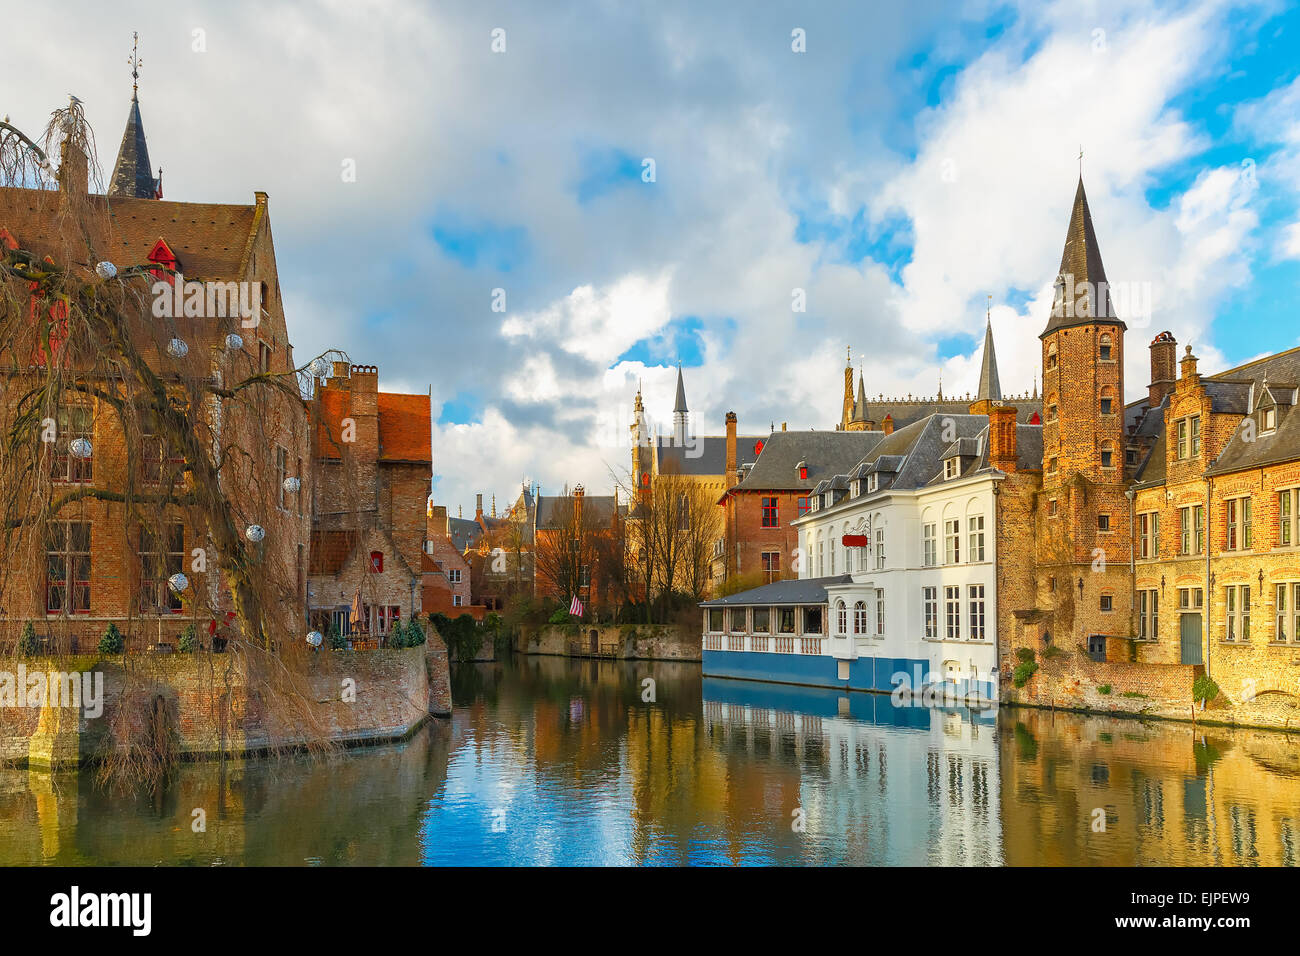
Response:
[[858, 397, 1040, 431], [108, 93, 159, 199], [700, 574, 852, 607], [976, 318, 1002, 401], [1042, 178, 1125, 337], [316, 386, 432, 463], [654, 434, 764, 477], [448, 517, 484, 552], [728, 430, 886, 494]]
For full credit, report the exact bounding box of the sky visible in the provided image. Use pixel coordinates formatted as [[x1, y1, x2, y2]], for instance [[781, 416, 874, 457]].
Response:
[[3, 0, 1298, 514]]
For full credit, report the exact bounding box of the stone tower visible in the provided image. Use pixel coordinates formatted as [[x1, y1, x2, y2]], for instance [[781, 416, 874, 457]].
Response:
[[845, 372, 871, 431], [1039, 176, 1131, 623], [840, 347, 855, 430]]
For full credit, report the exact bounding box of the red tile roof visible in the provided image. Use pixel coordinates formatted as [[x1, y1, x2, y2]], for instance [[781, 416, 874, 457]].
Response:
[[315, 385, 431, 463]]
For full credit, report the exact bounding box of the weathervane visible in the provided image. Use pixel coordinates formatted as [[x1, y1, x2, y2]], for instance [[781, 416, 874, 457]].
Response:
[[1078, 144, 1083, 177], [128, 31, 142, 95]]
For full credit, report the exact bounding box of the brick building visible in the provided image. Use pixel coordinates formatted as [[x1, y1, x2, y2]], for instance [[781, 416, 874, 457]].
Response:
[[0, 86, 311, 651], [533, 486, 623, 607], [421, 501, 486, 620], [307, 363, 431, 643]]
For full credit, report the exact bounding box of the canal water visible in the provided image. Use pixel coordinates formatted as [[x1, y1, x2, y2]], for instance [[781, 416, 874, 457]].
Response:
[[2, 655, 1299, 865]]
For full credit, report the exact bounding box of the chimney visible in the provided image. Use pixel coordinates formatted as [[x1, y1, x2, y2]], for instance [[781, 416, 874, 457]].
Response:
[[428, 504, 448, 539], [1180, 345, 1199, 386], [1149, 331, 1177, 407], [882, 414, 894, 436], [475, 493, 484, 522], [573, 484, 584, 526], [58, 138, 89, 199], [725, 412, 737, 488], [329, 361, 351, 387], [988, 405, 1019, 473]]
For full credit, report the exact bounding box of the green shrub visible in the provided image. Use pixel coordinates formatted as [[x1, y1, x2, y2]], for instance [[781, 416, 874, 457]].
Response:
[[1012, 660, 1038, 688], [1015, 647, 1036, 664], [388, 625, 408, 649], [98, 623, 125, 655], [1193, 675, 1220, 702], [17, 621, 38, 656], [327, 621, 346, 650], [1097, 684, 1112, 695], [548, 606, 572, 626], [178, 623, 197, 653]]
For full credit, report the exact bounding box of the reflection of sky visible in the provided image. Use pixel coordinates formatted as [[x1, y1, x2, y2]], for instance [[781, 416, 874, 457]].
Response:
[[417, 675, 1001, 866]]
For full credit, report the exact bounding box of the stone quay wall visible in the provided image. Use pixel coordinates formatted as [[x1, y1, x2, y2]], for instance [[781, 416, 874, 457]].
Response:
[[519, 624, 701, 662]]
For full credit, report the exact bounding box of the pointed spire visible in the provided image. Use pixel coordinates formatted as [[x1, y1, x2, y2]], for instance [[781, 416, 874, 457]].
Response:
[[108, 32, 160, 200], [855, 372, 867, 418], [1042, 176, 1122, 337], [672, 363, 688, 413], [976, 315, 1002, 402]]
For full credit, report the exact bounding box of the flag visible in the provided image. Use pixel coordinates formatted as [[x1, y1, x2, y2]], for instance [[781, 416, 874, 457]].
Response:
[[569, 594, 584, 618]]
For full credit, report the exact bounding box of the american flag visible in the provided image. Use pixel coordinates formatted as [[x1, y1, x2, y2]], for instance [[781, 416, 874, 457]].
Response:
[[569, 594, 584, 618]]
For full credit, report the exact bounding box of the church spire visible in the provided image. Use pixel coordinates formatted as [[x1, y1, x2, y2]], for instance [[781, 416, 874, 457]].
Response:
[[672, 363, 689, 445], [976, 314, 1002, 402], [108, 32, 161, 200]]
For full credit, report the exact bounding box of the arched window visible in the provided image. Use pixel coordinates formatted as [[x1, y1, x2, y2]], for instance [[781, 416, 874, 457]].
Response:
[[1100, 385, 1115, 416], [1046, 342, 1058, 370], [853, 601, 867, 635], [836, 600, 848, 635]]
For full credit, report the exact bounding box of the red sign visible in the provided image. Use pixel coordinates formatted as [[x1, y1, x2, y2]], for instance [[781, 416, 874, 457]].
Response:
[[841, 534, 869, 547]]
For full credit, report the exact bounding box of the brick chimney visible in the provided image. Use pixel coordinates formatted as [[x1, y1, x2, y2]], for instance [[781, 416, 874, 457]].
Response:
[[882, 414, 894, 436], [58, 138, 89, 200], [475, 493, 484, 522], [573, 484, 584, 526], [1149, 331, 1177, 408], [428, 504, 448, 539], [988, 405, 1019, 473], [329, 361, 351, 388], [725, 412, 738, 488]]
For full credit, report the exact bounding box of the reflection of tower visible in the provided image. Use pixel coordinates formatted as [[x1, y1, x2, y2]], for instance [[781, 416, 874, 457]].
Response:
[[673, 364, 689, 446]]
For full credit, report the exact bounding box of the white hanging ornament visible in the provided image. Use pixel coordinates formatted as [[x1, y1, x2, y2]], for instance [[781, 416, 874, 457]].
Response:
[[167, 572, 189, 594], [69, 437, 93, 459], [306, 630, 324, 648], [282, 476, 301, 494], [308, 357, 330, 378], [245, 524, 266, 543], [225, 333, 244, 350], [166, 337, 189, 359], [94, 261, 117, 279]]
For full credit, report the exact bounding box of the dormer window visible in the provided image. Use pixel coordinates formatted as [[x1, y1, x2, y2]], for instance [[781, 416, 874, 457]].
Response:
[[1263, 407, 1277, 432], [850, 480, 860, 498], [867, 473, 879, 493], [943, 458, 960, 480], [797, 460, 808, 480]]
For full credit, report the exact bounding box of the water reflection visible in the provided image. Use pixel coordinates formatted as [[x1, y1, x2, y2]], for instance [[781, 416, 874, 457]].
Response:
[[1, 657, 1298, 865]]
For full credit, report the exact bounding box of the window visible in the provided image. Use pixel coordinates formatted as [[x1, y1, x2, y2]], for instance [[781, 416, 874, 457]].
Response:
[[1225, 497, 1252, 551], [1048, 457, 1059, 474], [944, 457, 960, 480], [1262, 407, 1277, 432], [46, 521, 91, 614], [944, 519, 960, 564], [276, 445, 289, 509], [867, 473, 879, 493], [969, 585, 985, 640], [138, 522, 184, 614], [1100, 441, 1114, 469], [52, 404, 93, 483], [708, 609, 724, 632], [761, 550, 780, 584], [1098, 514, 1110, 532], [139, 433, 185, 485], [376, 605, 401, 635], [797, 496, 809, 517], [922, 523, 937, 567], [1179, 505, 1204, 555], [1279, 489, 1299, 546], [1138, 589, 1159, 639], [968, 515, 985, 561], [1100, 388, 1114, 415], [1276, 584, 1300, 643], [1179, 587, 1204, 610], [370, 550, 383, 573], [874, 527, 885, 570], [875, 589, 885, 636], [1191, 415, 1201, 456], [802, 606, 823, 634], [817, 539, 824, 576], [752, 608, 770, 633], [1048, 498, 1058, 516], [1176, 419, 1188, 459], [730, 608, 747, 633], [1138, 512, 1159, 558], [453, 594, 463, 607], [1099, 334, 1113, 361], [777, 608, 796, 634], [1047, 344, 1058, 370], [799, 465, 808, 480], [835, 600, 848, 635], [923, 587, 938, 639], [258, 340, 272, 373], [1224, 585, 1250, 642], [448, 568, 462, 584], [853, 600, 867, 635], [1100, 594, 1114, 612], [850, 480, 861, 498], [1047, 395, 1058, 422], [944, 586, 961, 640], [761, 497, 778, 527]]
